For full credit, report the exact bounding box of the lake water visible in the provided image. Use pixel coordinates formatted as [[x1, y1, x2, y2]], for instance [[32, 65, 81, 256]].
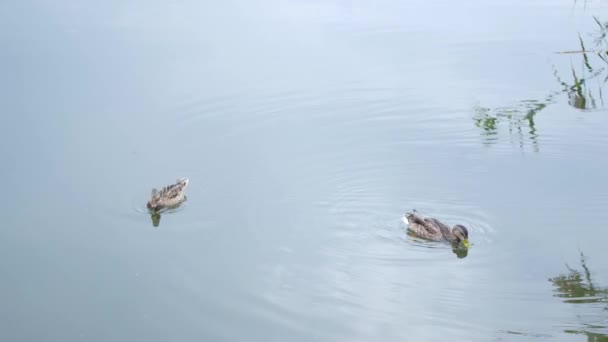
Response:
[[2, 0, 608, 341]]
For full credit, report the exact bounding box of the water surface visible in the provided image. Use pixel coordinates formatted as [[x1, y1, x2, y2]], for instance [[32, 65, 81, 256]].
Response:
[[2, 0, 608, 341]]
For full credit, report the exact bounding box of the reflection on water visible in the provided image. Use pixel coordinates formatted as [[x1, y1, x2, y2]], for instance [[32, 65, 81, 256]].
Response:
[[549, 251, 608, 340], [474, 16, 608, 149], [405, 231, 469, 259], [147, 199, 187, 227], [554, 16, 608, 110], [4, 0, 608, 341], [452, 245, 468, 259], [150, 212, 161, 227], [473, 98, 551, 152]]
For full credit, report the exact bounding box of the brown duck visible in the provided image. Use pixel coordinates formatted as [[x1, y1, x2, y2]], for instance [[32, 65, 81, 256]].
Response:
[[147, 178, 189, 211], [404, 210, 470, 248]]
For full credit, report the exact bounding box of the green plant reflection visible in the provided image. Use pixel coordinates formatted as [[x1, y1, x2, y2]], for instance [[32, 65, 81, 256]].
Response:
[[549, 251, 608, 340], [553, 22, 608, 111], [474, 16, 608, 149], [473, 97, 553, 152]]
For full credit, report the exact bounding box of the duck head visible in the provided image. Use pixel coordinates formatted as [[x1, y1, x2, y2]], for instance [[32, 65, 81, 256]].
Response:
[[451, 224, 470, 248], [147, 188, 161, 210]]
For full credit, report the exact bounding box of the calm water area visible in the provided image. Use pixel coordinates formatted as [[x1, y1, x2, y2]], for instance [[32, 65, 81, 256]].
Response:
[[2, 1, 608, 341]]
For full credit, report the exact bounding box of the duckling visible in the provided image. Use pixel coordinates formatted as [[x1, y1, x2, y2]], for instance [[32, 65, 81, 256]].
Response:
[[404, 210, 470, 248], [147, 178, 189, 211]]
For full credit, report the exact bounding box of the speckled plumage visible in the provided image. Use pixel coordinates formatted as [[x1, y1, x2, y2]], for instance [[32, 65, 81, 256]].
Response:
[[147, 178, 189, 210], [404, 210, 469, 245]]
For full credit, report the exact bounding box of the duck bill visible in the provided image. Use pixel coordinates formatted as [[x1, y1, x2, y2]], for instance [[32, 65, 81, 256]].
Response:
[[462, 239, 470, 248]]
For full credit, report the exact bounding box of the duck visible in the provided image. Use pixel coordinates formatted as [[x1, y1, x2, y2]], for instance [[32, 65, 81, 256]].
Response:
[[404, 209, 470, 248], [147, 177, 189, 211]]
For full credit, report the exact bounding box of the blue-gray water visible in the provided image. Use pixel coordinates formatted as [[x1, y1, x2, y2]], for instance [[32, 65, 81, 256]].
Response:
[[2, 1, 608, 341]]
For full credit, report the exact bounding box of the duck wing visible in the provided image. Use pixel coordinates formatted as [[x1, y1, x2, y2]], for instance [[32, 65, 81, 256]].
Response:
[[406, 210, 427, 227], [405, 210, 443, 240], [159, 178, 189, 200], [424, 217, 452, 239]]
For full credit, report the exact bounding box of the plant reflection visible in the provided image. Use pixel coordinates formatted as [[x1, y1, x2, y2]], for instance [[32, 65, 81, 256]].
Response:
[[474, 16, 608, 149], [549, 251, 608, 340], [473, 97, 554, 152], [553, 20, 608, 111]]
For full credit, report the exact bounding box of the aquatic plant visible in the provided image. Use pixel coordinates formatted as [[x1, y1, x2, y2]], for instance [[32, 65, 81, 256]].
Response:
[[549, 251, 608, 339], [473, 16, 608, 151]]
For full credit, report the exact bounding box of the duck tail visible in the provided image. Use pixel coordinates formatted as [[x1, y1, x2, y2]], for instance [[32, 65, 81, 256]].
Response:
[[405, 209, 425, 225]]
